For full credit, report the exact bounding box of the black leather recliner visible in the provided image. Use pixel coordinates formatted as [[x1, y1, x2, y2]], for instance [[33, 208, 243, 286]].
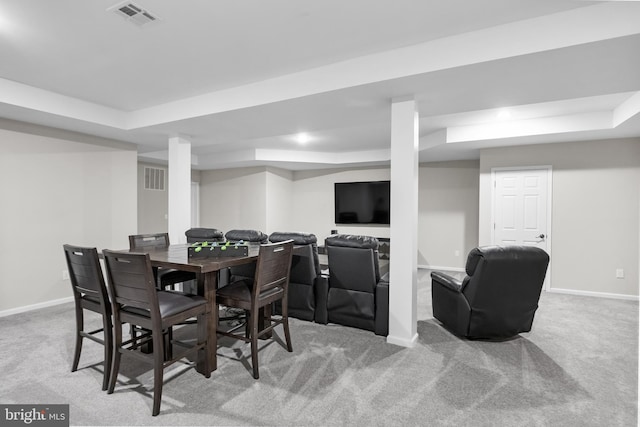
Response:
[[318, 234, 389, 336], [268, 231, 328, 322], [185, 227, 225, 243], [225, 229, 269, 244], [431, 245, 550, 339]]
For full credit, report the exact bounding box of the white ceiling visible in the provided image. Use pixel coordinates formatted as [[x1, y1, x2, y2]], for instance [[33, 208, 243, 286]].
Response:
[[1, 0, 639, 170]]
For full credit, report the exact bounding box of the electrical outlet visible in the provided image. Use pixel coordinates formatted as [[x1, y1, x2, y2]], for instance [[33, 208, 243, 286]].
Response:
[[454, 250, 460, 257], [62, 270, 70, 280], [616, 269, 625, 279]]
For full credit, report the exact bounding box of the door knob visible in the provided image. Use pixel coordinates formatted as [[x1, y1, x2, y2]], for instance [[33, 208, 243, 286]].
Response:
[[536, 234, 545, 239]]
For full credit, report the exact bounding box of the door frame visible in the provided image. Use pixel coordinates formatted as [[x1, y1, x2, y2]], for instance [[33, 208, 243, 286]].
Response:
[[490, 165, 553, 291]]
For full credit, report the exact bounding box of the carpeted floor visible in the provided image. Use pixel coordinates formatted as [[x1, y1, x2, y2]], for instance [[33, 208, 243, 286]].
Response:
[[0, 270, 637, 426]]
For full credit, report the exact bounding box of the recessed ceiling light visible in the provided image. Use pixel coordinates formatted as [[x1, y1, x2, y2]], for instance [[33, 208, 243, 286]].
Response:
[[296, 132, 310, 144], [0, 6, 14, 35]]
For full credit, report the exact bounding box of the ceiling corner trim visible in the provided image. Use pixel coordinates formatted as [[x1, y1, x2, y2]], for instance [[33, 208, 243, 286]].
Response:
[[125, 3, 640, 131], [446, 112, 614, 143], [613, 91, 640, 127], [0, 78, 127, 129]]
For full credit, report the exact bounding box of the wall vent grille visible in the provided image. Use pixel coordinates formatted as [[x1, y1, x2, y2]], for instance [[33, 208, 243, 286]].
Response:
[[108, 2, 159, 27], [144, 167, 165, 191]]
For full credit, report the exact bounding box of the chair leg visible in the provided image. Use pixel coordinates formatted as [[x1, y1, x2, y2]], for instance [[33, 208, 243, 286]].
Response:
[[245, 310, 250, 338], [197, 312, 210, 378], [107, 319, 123, 394], [130, 324, 138, 348], [250, 310, 260, 379], [71, 305, 83, 372], [152, 329, 165, 416], [101, 314, 113, 391], [164, 327, 173, 361], [259, 306, 272, 339], [281, 300, 293, 353]]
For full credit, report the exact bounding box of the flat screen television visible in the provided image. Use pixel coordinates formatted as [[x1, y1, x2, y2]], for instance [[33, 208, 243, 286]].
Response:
[[334, 181, 390, 225]]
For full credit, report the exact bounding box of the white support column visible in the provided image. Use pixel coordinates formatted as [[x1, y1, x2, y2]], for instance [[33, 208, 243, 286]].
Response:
[[168, 135, 191, 244], [387, 97, 419, 348]]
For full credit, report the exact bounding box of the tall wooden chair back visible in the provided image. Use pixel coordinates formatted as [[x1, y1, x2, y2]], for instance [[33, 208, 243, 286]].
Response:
[[63, 244, 113, 391], [104, 250, 159, 314], [128, 233, 170, 251], [128, 232, 195, 291], [253, 241, 294, 308]]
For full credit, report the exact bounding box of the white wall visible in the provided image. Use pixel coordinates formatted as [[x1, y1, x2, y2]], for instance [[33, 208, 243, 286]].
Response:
[[291, 164, 479, 267], [199, 167, 269, 233], [136, 165, 204, 234], [0, 121, 138, 313], [197, 163, 479, 267], [291, 167, 392, 244], [265, 167, 294, 234], [479, 138, 640, 297], [418, 160, 479, 269], [200, 166, 396, 240], [137, 162, 168, 234]]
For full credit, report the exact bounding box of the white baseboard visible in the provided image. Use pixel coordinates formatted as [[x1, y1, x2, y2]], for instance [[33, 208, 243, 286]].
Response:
[[0, 296, 74, 318], [417, 266, 638, 301], [386, 332, 418, 348], [548, 287, 639, 301]]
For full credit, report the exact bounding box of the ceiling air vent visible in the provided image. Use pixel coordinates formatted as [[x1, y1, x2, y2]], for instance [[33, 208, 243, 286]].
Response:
[[108, 2, 160, 27]]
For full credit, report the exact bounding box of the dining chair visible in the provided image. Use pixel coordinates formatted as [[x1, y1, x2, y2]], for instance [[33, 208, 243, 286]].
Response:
[[129, 233, 196, 291], [268, 231, 326, 322], [102, 250, 210, 416], [217, 229, 269, 324], [223, 229, 269, 284], [216, 240, 294, 379], [63, 244, 113, 391]]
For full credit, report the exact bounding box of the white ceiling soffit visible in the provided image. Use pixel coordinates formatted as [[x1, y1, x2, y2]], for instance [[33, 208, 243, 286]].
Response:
[[427, 92, 640, 144], [108, 2, 160, 27], [0, 2, 639, 171]]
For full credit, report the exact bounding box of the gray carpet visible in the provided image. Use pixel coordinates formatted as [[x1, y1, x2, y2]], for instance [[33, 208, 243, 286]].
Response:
[[0, 270, 637, 426]]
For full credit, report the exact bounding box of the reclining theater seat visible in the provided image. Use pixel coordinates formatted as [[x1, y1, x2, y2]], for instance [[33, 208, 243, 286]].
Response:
[[185, 227, 225, 244], [268, 231, 327, 322], [225, 229, 269, 244], [431, 245, 550, 339], [319, 234, 389, 336]]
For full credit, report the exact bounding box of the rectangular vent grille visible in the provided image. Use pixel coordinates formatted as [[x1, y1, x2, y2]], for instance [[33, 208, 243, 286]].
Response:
[[144, 167, 165, 191], [119, 4, 141, 17], [109, 2, 159, 27]]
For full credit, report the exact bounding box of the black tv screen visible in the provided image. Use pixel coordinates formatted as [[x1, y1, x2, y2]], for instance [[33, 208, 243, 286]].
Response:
[[334, 181, 390, 225]]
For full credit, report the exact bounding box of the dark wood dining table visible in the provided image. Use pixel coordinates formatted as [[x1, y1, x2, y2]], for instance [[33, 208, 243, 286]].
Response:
[[126, 243, 259, 376]]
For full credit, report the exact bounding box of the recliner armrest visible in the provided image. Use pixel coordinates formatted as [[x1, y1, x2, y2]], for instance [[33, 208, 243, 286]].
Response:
[[431, 271, 463, 292]]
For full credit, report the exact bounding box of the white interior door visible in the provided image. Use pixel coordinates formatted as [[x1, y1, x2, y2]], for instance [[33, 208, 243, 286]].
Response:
[[492, 167, 552, 287]]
